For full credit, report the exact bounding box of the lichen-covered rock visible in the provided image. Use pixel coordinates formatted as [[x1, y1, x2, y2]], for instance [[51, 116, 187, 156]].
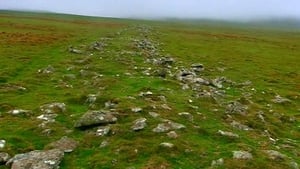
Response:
[[0, 152, 10, 164], [95, 126, 111, 136], [40, 102, 66, 114], [263, 150, 286, 160], [131, 118, 147, 131], [226, 101, 248, 116], [6, 149, 64, 169], [272, 95, 291, 104], [191, 63, 204, 72], [230, 121, 252, 131], [152, 121, 185, 133], [46, 136, 78, 153], [218, 130, 239, 138], [74, 110, 117, 128], [233, 151, 253, 160]]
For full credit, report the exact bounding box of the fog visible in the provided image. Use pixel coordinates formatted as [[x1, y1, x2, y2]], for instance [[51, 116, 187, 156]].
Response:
[[1, 0, 300, 20]]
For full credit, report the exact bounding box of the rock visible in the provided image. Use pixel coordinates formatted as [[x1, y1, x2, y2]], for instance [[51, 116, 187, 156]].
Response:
[[218, 130, 239, 138], [156, 57, 175, 66], [37, 114, 58, 123], [191, 63, 204, 72], [148, 112, 160, 118], [0, 140, 6, 149], [230, 121, 252, 131], [152, 121, 186, 133], [272, 95, 291, 104], [211, 77, 226, 89], [69, 46, 83, 54], [99, 140, 109, 148], [159, 142, 174, 148], [161, 104, 172, 110], [86, 94, 97, 105], [226, 101, 248, 116], [131, 118, 147, 131], [40, 103, 66, 114], [138, 91, 153, 97], [74, 110, 117, 128], [232, 151, 253, 160], [7, 109, 31, 116], [0, 152, 10, 164], [176, 69, 196, 83], [167, 131, 178, 139], [131, 107, 142, 113], [290, 161, 299, 169], [211, 158, 224, 167], [6, 149, 64, 169], [38, 65, 55, 74], [46, 137, 78, 153], [104, 100, 118, 109], [178, 112, 193, 122], [263, 150, 286, 160], [95, 126, 111, 136]]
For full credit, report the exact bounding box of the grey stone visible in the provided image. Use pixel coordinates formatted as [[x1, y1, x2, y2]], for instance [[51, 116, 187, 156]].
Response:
[[211, 158, 224, 167], [167, 131, 178, 139], [0, 152, 10, 164], [74, 110, 117, 128], [37, 114, 58, 123], [69, 46, 83, 54], [0, 140, 6, 149], [86, 94, 97, 105], [191, 63, 204, 72], [38, 65, 55, 74], [226, 101, 248, 116], [148, 112, 160, 118], [99, 140, 109, 148], [131, 107, 142, 113], [40, 103, 66, 114], [104, 100, 118, 109], [233, 151, 253, 160], [138, 91, 153, 97], [272, 95, 291, 104], [6, 149, 64, 169], [178, 112, 193, 122], [230, 121, 252, 131], [290, 161, 299, 169], [131, 118, 147, 131], [95, 126, 111, 136], [263, 150, 286, 160], [218, 130, 239, 138], [7, 109, 31, 116], [159, 142, 174, 148], [152, 121, 185, 133], [211, 77, 226, 89], [46, 137, 78, 153]]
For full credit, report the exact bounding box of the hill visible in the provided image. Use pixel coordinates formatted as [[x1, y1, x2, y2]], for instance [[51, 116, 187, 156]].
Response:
[[0, 11, 299, 169]]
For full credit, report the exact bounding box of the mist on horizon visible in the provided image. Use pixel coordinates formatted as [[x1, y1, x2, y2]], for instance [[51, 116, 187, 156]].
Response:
[[1, 0, 300, 21]]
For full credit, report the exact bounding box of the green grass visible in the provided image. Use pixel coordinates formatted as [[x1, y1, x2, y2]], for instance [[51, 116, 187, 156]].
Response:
[[0, 10, 299, 169]]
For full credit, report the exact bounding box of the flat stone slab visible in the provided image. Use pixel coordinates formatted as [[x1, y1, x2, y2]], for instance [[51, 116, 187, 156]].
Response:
[[7, 149, 64, 169], [74, 110, 117, 128]]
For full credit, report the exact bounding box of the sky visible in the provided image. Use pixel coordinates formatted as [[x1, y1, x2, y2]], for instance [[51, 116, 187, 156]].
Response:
[[1, 0, 300, 20]]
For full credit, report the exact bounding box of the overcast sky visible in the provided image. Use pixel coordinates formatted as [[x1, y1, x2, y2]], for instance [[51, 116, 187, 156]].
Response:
[[1, 0, 300, 20]]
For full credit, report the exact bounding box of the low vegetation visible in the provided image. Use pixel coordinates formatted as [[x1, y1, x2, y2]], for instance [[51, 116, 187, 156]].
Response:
[[0, 11, 299, 169]]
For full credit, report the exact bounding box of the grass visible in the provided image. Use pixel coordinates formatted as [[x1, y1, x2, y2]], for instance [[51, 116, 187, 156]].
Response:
[[0, 10, 299, 168]]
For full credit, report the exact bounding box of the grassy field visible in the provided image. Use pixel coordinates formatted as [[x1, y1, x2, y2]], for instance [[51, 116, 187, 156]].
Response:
[[0, 11, 299, 169]]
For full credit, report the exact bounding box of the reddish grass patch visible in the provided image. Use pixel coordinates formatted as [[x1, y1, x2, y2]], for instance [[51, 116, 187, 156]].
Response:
[[0, 31, 69, 45]]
